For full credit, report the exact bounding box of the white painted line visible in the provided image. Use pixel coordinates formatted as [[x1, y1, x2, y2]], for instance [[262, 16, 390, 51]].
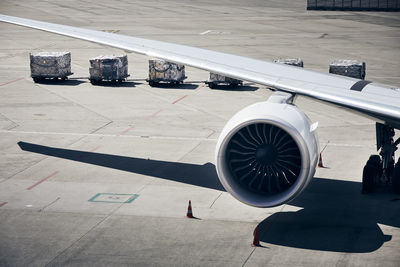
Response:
[[0, 130, 217, 142], [200, 30, 212, 35], [326, 143, 373, 148], [1, 130, 373, 147]]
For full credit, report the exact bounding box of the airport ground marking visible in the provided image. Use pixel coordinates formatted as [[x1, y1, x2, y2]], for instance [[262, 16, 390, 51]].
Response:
[[39, 197, 60, 212], [0, 129, 219, 142], [88, 193, 139, 203], [148, 108, 163, 118], [172, 95, 188, 104], [200, 30, 212, 35], [26, 171, 59, 190], [6, 129, 376, 147], [117, 125, 135, 136], [115, 108, 163, 136], [0, 202, 8, 208], [0, 77, 24, 87], [90, 145, 101, 152]]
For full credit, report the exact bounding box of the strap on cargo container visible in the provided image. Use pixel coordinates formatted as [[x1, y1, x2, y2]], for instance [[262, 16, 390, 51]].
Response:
[[153, 63, 184, 72], [153, 64, 172, 72]]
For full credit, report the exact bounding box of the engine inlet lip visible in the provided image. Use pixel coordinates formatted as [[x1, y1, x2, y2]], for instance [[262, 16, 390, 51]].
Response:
[[216, 118, 311, 208]]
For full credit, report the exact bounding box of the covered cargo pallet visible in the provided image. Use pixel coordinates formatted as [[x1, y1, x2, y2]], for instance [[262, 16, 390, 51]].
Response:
[[329, 60, 366, 80], [30, 52, 72, 82], [273, 58, 304, 67], [307, 0, 400, 11], [147, 59, 186, 86], [89, 55, 129, 84], [206, 73, 243, 89]]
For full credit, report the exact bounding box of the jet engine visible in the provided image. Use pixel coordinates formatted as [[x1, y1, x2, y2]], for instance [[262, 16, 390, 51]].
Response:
[[215, 93, 319, 208]]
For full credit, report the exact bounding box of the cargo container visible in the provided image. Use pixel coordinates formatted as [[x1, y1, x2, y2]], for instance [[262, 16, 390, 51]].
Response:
[[329, 60, 366, 80], [89, 55, 129, 84], [147, 59, 186, 86], [205, 73, 243, 89], [30, 52, 73, 82], [273, 58, 304, 67]]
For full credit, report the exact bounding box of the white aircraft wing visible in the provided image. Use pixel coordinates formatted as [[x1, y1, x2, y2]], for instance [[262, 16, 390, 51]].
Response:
[[1, 14, 399, 128]]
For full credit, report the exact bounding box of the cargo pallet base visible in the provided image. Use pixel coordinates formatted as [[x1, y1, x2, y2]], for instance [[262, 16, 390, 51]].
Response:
[[206, 73, 243, 89], [32, 73, 73, 83], [146, 79, 185, 87], [89, 75, 130, 85], [205, 80, 243, 89]]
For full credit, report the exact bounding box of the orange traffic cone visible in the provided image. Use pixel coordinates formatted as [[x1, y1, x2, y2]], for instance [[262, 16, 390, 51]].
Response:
[[186, 200, 194, 218], [318, 153, 324, 168], [251, 226, 261, 247]]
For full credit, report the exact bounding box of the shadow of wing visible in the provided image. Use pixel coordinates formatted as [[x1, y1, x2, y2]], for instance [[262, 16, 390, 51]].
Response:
[[18, 141, 224, 191]]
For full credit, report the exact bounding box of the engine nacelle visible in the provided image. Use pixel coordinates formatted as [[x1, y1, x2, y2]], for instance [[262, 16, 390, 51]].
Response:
[[215, 93, 319, 208]]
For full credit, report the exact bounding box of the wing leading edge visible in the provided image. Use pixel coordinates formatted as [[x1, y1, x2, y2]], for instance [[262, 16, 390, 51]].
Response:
[[1, 14, 399, 128]]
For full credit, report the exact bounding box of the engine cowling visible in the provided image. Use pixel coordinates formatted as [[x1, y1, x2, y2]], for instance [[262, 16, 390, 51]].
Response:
[[215, 94, 319, 208]]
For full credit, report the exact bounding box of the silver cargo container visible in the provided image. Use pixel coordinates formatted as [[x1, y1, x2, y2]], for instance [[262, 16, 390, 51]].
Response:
[[329, 60, 366, 80], [147, 59, 186, 86], [30, 52, 72, 82], [89, 55, 129, 84], [273, 58, 304, 67], [206, 73, 243, 89]]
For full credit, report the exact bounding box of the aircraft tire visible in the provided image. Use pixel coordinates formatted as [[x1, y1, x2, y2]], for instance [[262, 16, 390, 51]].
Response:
[[393, 162, 400, 194], [149, 81, 158, 87], [362, 162, 377, 194], [368, 155, 382, 182], [33, 77, 41, 83]]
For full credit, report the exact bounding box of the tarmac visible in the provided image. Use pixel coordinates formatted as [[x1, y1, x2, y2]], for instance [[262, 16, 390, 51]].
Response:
[[0, 0, 400, 266]]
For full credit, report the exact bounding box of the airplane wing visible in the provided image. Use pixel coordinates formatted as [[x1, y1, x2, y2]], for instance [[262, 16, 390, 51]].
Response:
[[1, 14, 399, 129]]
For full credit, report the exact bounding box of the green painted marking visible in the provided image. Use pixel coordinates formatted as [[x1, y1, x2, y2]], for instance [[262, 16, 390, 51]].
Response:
[[88, 193, 139, 203], [88, 193, 102, 202], [126, 194, 139, 203]]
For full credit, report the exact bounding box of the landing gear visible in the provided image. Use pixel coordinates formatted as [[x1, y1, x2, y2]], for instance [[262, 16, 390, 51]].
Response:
[[393, 161, 400, 194], [362, 123, 399, 194], [362, 155, 381, 194]]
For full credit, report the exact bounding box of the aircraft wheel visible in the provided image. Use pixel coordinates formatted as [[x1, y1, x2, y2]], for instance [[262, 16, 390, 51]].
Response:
[[393, 162, 400, 194], [149, 81, 158, 87], [362, 162, 377, 194], [90, 79, 98, 85], [368, 154, 382, 181], [387, 159, 395, 184]]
